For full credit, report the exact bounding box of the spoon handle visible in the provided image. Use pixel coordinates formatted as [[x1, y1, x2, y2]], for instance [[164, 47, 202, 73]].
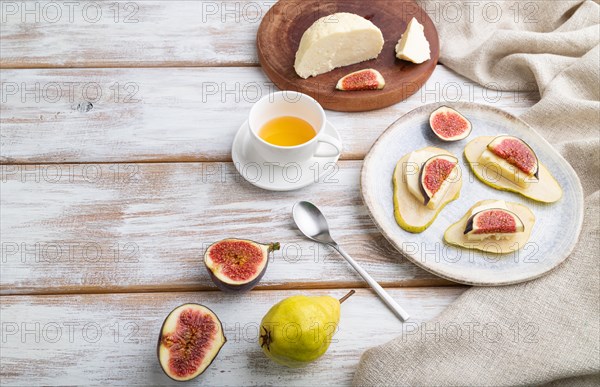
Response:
[[333, 245, 410, 322]]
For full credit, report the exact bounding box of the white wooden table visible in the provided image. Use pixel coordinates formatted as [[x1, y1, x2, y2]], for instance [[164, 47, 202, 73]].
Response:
[[0, 1, 539, 385]]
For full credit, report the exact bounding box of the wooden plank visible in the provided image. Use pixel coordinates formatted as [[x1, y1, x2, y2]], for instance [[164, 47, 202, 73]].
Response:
[[0, 161, 464, 295], [0, 287, 466, 385], [0, 0, 266, 68], [0, 66, 539, 164]]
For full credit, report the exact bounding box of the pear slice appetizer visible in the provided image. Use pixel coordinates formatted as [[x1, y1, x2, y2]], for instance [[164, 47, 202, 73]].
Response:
[[464, 136, 562, 203], [444, 200, 535, 254], [393, 146, 462, 233]]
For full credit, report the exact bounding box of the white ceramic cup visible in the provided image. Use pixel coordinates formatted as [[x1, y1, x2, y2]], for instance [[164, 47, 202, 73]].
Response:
[[248, 91, 342, 163]]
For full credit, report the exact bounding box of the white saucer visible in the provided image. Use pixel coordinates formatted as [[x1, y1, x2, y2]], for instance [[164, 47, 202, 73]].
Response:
[[231, 120, 342, 191]]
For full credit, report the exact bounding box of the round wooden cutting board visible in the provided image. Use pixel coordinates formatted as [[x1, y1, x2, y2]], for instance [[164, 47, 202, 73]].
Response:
[[257, 0, 440, 112]]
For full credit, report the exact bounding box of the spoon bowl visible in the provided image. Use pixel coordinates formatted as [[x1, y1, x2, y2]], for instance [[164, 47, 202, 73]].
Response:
[[292, 201, 336, 245], [292, 201, 410, 322]]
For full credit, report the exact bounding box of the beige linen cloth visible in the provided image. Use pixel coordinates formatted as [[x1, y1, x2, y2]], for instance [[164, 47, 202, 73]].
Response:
[[353, 1, 600, 386]]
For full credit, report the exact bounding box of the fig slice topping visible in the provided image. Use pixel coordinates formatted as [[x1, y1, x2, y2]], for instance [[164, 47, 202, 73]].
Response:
[[464, 208, 525, 237], [429, 106, 472, 141], [487, 135, 539, 179], [204, 239, 280, 292], [419, 154, 459, 207], [336, 69, 385, 91], [157, 303, 226, 382]]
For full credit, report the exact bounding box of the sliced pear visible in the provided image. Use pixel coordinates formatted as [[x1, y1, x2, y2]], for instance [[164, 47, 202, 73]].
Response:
[[393, 147, 462, 233], [444, 200, 535, 254], [464, 136, 562, 203]]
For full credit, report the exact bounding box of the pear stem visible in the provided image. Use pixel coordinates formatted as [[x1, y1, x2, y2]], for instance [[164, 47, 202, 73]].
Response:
[[268, 242, 281, 252], [339, 290, 355, 304]]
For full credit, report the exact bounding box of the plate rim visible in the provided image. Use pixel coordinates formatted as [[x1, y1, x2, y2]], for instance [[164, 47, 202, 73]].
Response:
[[360, 101, 584, 286]]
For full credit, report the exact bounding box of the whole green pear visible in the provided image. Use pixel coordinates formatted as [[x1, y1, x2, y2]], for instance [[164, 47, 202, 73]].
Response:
[[259, 290, 354, 367]]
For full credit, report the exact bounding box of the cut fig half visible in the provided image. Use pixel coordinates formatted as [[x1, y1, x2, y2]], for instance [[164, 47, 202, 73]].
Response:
[[419, 154, 459, 209], [464, 136, 562, 203], [157, 303, 226, 382], [204, 239, 280, 292], [429, 106, 472, 141], [444, 200, 535, 254], [336, 69, 385, 91], [464, 208, 525, 238], [393, 147, 462, 233], [487, 135, 539, 179]]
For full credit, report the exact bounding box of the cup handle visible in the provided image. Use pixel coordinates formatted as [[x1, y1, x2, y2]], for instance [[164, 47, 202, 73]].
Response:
[[314, 134, 342, 158]]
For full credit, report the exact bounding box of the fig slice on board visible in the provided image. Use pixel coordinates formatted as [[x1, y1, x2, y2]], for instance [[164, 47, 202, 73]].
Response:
[[157, 303, 226, 382], [336, 69, 385, 91], [204, 239, 280, 292], [429, 106, 472, 141]]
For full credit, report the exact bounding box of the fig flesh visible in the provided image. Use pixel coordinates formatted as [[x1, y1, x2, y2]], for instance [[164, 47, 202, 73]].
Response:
[[204, 239, 280, 292], [487, 135, 539, 179], [464, 136, 562, 203], [464, 208, 525, 240], [393, 147, 462, 233], [157, 303, 226, 381], [336, 69, 385, 91], [429, 106, 472, 141], [419, 154, 459, 209], [444, 200, 535, 254]]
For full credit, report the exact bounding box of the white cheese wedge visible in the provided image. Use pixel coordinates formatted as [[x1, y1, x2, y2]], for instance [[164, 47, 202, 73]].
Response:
[[479, 149, 537, 188], [395, 17, 431, 64], [466, 200, 516, 241], [404, 150, 457, 210], [294, 13, 384, 79]]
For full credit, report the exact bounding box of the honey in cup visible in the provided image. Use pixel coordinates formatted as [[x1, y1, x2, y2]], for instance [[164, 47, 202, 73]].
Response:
[[258, 116, 316, 147]]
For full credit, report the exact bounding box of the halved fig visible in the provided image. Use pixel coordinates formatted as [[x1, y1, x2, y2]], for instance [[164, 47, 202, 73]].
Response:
[[464, 136, 562, 203], [464, 208, 525, 239], [444, 200, 535, 254], [204, 239, 280, 292], [487, 135, 539, 179], [429, 106, 472, 141], [393, 147, 462, 233], [157, 303, 226, 381], [419, 154, 459, 209], [336, 69, 385, 91]]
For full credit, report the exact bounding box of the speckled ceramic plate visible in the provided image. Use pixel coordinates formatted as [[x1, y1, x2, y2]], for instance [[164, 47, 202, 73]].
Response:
[[361, 102, 584, 286]]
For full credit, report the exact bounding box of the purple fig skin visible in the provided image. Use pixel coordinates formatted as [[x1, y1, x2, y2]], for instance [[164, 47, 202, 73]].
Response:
[[206, 264, 267, 293], [157, 303, 226, 382], [204, 240, 280, 293]]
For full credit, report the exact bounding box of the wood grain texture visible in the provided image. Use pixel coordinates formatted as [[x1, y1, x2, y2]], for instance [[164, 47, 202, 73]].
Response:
[[0, 287, 466, 385], [257, 0, 439, 111], [0, 66, 538, 164], [1, 161, 463, 295], [0, 0, 266, 68]]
